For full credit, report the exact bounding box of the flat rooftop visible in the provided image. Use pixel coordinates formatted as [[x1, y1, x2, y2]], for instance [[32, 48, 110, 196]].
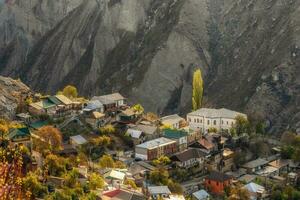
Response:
[[136, 137, 176, 150]]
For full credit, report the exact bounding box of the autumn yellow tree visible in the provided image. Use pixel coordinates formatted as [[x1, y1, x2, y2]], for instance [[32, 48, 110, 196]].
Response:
[[192, 69, 204, 111], [228, 185, 250, 200], [88, 173, 105, 190], [124, 179, 138, 189], [132, 104, 144, 114], [0, 123, 8, 140], [60, 85, 78, 99], [33, 126, 62, 154], [98, 155, 115, 168]]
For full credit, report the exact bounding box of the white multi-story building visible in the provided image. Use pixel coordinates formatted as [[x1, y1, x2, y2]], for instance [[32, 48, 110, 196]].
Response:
[[187, 108, 247, 133]]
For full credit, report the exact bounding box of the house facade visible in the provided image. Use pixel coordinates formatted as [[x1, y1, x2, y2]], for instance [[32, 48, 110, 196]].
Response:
[[92, 92, 126, 112], [163, 129, 188, 152], [171, 148, 206, 169], [135, 137, 177, 160], [160, 114, 185, 129], [28, 95, 79, 117], [205, 171, 232, 195], [8, 127, 31, 148], [187, 108, 247, 133]]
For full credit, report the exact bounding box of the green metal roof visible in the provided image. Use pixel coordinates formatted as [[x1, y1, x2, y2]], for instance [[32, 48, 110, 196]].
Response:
[[48, 96, 63, 105], [8, 127, 31, 140], [29, 121, 49, 129], [163, 129, 188, 139], [42, 99, 56, 109]]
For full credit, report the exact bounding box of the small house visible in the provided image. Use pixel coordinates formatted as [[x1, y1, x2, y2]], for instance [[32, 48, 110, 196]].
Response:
[[102, 188, 146, 200], [135, 137, 177, 160], [205, 171, 232, 195], [160, 114, 185, 129], [191, 138, 215, 153], [85, 111, 105, 129], [242, 158, 269, 174], [128, 124, 159, 141], [163, 129, 188, 151], [117, 108, 139, 123], [127, 128, 144, 145], [268, 159, 290, 175], [148, 186, 171, 199], [104, 169, 126, 187], [171, 148, 206, 169], [8, 127, 31, 148], [29, 99, 57, 116], [83, 100, 104, 113], [92, 93, 126, 112], [243, 182, 266, 200], [220, 148, 235, 172]]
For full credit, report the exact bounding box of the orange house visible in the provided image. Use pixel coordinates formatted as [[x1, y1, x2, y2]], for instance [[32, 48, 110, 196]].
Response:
[[205, 171, 232, 195]]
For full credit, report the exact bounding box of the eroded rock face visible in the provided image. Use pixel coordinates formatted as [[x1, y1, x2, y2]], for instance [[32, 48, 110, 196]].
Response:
[[0, 0, 299, 133], [0, 76, 31, 119]]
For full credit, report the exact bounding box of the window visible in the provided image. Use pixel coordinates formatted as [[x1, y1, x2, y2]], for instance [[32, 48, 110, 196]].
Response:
[[194, 119, 196, 123], [216, 182, 219, 186], [188, 118, 191, 122], [197, 119, 199, 123], [214, 120, 216, 125], [231, 122, 234, 125], [222, 120, 224, 124], [207, 120, 210, 125], [227, 121, 229, 125], [200, 119, 203, 123]]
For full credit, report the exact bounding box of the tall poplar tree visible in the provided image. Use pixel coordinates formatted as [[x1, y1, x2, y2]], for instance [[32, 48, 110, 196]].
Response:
[[192, 69, 203, 111]]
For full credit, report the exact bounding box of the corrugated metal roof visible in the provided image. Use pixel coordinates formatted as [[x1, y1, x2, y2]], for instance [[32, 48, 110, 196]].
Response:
[[127, 129, 142, 139], [192, 189, 210, 200], [188, 108, 247, 119], [160, 114, 184, 125], [136, 137, 176, 150], [70, 135, 87, 145], [92, 93, 125, 105], [55, 95, 73, 105], [148, 186, 171, 195], [163, 129, 188, 139]]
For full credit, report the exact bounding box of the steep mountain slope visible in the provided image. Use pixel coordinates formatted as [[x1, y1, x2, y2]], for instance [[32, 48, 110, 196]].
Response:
[[0, 0, 83, 75], [0, 76, 30, 119], [0, 0, 299, 133]]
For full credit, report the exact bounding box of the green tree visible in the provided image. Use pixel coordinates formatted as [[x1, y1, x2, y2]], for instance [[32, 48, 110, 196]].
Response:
[[44, 154, 67, 176], [63, 169, 80, 188], [208, 127, 218, 133], [22, 172, 48, 199], [167, 180, 183, 194], [149, 168, 169, 185], [255, 122, 266, 135], [192, 69, 204, 111], [61, 85, 78, 99], [233, 115, 250, 135]]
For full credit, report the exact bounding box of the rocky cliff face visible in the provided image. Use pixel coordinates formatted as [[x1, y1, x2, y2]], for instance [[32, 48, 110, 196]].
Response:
[[0, 76, 31, 119], [0, 0, 299, 133]]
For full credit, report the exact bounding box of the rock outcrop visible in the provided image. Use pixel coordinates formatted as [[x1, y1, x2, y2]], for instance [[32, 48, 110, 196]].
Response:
[[0, 0, 299, 133], [0, 76, 31, 119]]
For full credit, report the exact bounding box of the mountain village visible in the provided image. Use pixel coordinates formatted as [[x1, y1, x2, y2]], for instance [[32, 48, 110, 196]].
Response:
[[0, 84, 300, 200]]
